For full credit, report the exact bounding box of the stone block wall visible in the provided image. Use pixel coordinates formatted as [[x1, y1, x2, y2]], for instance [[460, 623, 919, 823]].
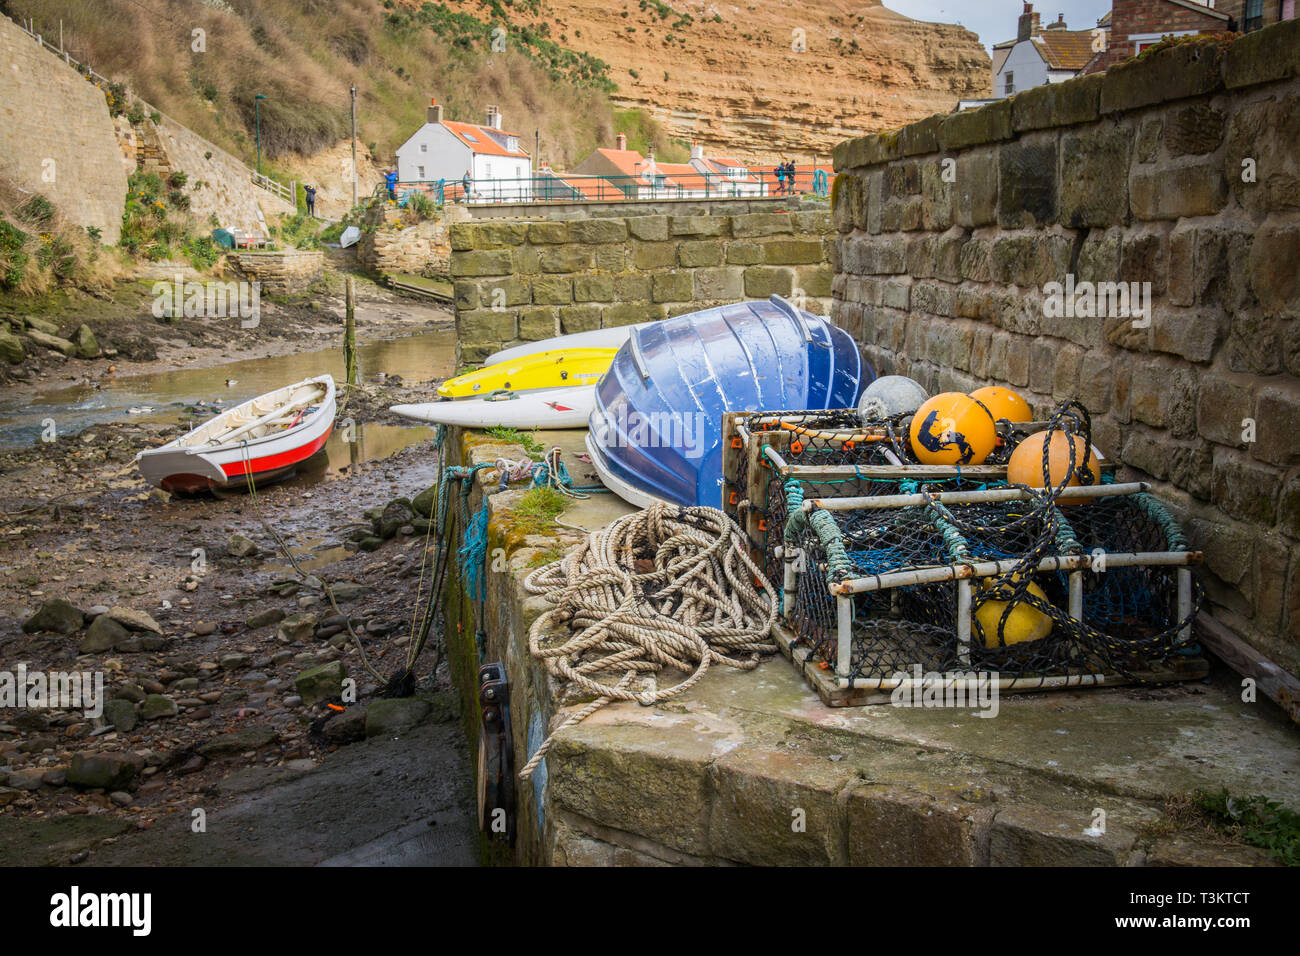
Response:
[[831, 21, 1300, 675], [449, 210, 835, 364], [358, 205, 450, 279], [225, 250, 324, 295], [0, 16, 128, 244]]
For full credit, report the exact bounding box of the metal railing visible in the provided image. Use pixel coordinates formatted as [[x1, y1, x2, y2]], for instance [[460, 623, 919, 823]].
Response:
[[8, 13, 295, 208], [390, 169, 833, 206]]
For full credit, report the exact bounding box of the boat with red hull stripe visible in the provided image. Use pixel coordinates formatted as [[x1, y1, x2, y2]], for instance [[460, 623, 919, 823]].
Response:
[[136, 375, 336, 494]]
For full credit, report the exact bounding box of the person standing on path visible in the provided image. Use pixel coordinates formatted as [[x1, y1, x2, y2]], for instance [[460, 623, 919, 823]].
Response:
[[304, 184, 317, 218]]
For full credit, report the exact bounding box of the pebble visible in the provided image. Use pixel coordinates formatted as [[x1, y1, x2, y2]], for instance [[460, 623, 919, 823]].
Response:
[[109, 791, 133, 807], [240, 672, 269, 684], [282, 696, 302, 707], [193, 622, 217, 636]]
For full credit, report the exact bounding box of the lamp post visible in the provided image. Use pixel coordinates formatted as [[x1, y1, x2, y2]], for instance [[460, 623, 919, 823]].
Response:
[[254, 93, 267, 175]]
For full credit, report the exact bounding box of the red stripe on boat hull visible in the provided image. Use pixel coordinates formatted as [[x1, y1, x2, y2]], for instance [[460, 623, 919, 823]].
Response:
[[160, 426, 332, 494]]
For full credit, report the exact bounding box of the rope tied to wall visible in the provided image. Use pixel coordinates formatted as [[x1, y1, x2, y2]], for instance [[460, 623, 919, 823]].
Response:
[[517, 503, 778, 779]]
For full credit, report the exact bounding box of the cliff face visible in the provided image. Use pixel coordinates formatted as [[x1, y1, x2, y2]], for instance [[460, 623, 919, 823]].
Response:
[[461, 0, 991, 162]]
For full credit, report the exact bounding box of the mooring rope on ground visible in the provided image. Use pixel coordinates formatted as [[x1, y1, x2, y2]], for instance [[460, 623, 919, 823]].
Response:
[[517, 503, 778, 779]]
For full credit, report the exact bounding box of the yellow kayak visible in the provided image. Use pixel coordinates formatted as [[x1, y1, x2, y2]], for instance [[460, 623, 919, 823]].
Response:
[[437, 348, 617, 399]]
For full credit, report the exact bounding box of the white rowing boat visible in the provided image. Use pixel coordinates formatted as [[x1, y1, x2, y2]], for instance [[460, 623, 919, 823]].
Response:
[[390, 385, 595, 429], [136, 375, 336, 493]]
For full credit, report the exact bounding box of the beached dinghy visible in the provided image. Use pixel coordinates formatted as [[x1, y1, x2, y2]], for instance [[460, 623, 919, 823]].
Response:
[[437, 348, 616, 398], [391, 385, 595, 429], [136, 375, 336, 493], [483, 322, 654, 366], [586, 296, 872, 509]]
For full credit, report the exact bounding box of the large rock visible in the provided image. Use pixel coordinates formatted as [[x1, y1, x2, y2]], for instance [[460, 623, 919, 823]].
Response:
[[107, 605, 162, 634], [276, 612, 318, 644], [364, 698, 432, 738], [294, 660, 346, 706], [79, 614, 129, 653], [22, 599, 85, 635], [104, 698, 138, 733], [196, 727, 279, 756], [0, 329, 24, 364], [411, 484, 439, 518], [227, 533, 259, 558], [67, 752, 143, 790], [26, 329, 76, 356], [327, 582, 369, 602], [323, 703, 369, 744], [374, 498, 415, 539], [140, 694, 177, 720], [245, 608, 285, 629], [72, 324, 99, 359]]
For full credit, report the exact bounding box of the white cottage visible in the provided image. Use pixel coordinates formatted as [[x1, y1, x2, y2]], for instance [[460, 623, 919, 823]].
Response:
[[994, 4, 1096, 98], [395, 99, 532, 201]]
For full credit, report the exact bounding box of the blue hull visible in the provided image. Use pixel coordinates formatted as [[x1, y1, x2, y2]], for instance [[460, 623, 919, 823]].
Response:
[[589, 296, 872, 509]]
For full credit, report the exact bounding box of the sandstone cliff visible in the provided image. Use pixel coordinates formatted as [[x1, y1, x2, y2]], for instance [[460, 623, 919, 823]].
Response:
[[431, 0, 992, 162]]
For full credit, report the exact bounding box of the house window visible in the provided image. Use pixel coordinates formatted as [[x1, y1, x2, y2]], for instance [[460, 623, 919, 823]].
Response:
[[1244, 0, 1265, 30], [507, 137, 519, 152], [417, 166, 425, 179], [485, 163, 492, 178], [1004, 71, 1015, 95], [420, 143, 427, 152]]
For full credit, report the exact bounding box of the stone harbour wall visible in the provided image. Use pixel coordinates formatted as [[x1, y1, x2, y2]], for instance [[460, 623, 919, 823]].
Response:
[[448, 209, 835, 364], [358, 205, 451, 279], [831, 22, 1300, 675], [226, 250, 324, 296]]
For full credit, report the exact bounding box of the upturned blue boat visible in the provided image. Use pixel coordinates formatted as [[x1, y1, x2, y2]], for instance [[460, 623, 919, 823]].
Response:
[[586, 296, 872, 509]]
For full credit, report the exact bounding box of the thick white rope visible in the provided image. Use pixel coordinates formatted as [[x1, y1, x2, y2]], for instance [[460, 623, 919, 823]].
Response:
[[518, 503, 777, 779]]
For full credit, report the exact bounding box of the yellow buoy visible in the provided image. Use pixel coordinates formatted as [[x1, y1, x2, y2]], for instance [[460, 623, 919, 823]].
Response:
[[969, 386, 1032, 424], [974, 578, 1054, 648], [1007, 431, 1102, 505], [437, 348, 616, 399], [908, 392, 997, 465]]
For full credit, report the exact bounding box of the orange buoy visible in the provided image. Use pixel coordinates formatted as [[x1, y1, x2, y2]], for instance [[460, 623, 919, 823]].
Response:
[[1007, 430, 1101, 505], [970, 386, 1032, 424], [908, 393, 997, 465]]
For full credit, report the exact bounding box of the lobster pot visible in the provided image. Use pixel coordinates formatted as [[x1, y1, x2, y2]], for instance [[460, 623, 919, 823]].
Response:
[[780, 481, 1205, 700]]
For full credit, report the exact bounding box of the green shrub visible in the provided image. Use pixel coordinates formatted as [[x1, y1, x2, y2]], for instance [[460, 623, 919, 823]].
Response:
[[0, 219, 29, 290]]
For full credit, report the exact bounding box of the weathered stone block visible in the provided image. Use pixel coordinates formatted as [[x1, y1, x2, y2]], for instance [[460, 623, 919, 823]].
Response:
[[449, 221, 476, 251], [1223, 94, 1300, 216], [726, 240, 763, 265], [989, 805, 1136, 866], [569, 219, 628, 244], [1100, 40, 1225, 114], [612, 271, 652, 301], [539, 246, 593, 273], [763, 238, 825, 265], [938, 98, 1013, 151], [1212, 451, 1281, 524], [453, 279, 479, 311], [693, 267, 743, 301], [793, 210, 833, 234], [531, 275, 572, 305], [953, 148, 999, 228], [1166, 103, 1226, 156], [627, 216, 669, 241], [847, 785, 979, 866], [1149, 305, 1222, 364], [1131, 162, 1227, 220], [604, 303, 666, 327], [998, 137, 1058, 228], [920, 159, 954, 230], [795, 264, 833, 298], [677, 240, 724, 267], [458, 309, 517, 342], [573, 273, 614, 302], [731, 213, 793, 237], [560, 304, 603, 334], [518, 307, 559, 340], [450, 249, 512, 277], [834, 131, 903, 171], [473, 222, 528, 248], [669, 215, 728, 237], [652, 271, 693, 303], [1012, 72, 1104, 132], [631, 241, 676, 271], [1253, 385, 1300, 468], [1223, 16, 1300, 89], [1197, 377, 1256, 447], [527, 221, 569, 244], [1061, 124, 1133, 228], [1247, 221, 1300, 318], [743, 266, 795, 297]]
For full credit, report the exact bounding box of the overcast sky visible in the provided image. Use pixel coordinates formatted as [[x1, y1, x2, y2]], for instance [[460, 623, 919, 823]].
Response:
[[883, 0, 1114, 52]]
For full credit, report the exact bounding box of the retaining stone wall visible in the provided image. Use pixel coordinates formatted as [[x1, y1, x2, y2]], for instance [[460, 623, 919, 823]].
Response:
[[449, 209, 835, 364], [226, 250, 324, 296], [831, 21, 1300, 675], [358, 205, 451, 279]]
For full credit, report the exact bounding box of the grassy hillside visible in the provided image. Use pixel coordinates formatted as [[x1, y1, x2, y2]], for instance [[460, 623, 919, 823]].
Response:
[[0, 0, 686, 170]]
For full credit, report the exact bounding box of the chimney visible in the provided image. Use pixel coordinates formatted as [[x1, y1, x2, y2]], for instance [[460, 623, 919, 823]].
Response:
[[616, 132, 627, 150], [1017, 3, 1041, 42], [690, 139, 704, 161], [1045, 13, 1067, 30], [486, 105, 502, 130], [428, 97, 443, 124]]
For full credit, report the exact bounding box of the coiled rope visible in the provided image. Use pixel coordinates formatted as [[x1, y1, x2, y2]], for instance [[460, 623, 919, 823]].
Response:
[[517, 503, 778, 779]]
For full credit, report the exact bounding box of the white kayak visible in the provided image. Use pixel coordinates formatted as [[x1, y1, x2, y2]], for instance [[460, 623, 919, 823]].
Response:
[[136, 375, 335, 494], [390, 386, 596, 429], [483, 323, 654, 367]]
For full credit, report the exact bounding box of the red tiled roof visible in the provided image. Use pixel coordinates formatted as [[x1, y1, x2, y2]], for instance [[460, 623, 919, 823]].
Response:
[[1032, 30, 1098, 70], [591, 148, 647, 176], [441, 120, 529, 158]]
